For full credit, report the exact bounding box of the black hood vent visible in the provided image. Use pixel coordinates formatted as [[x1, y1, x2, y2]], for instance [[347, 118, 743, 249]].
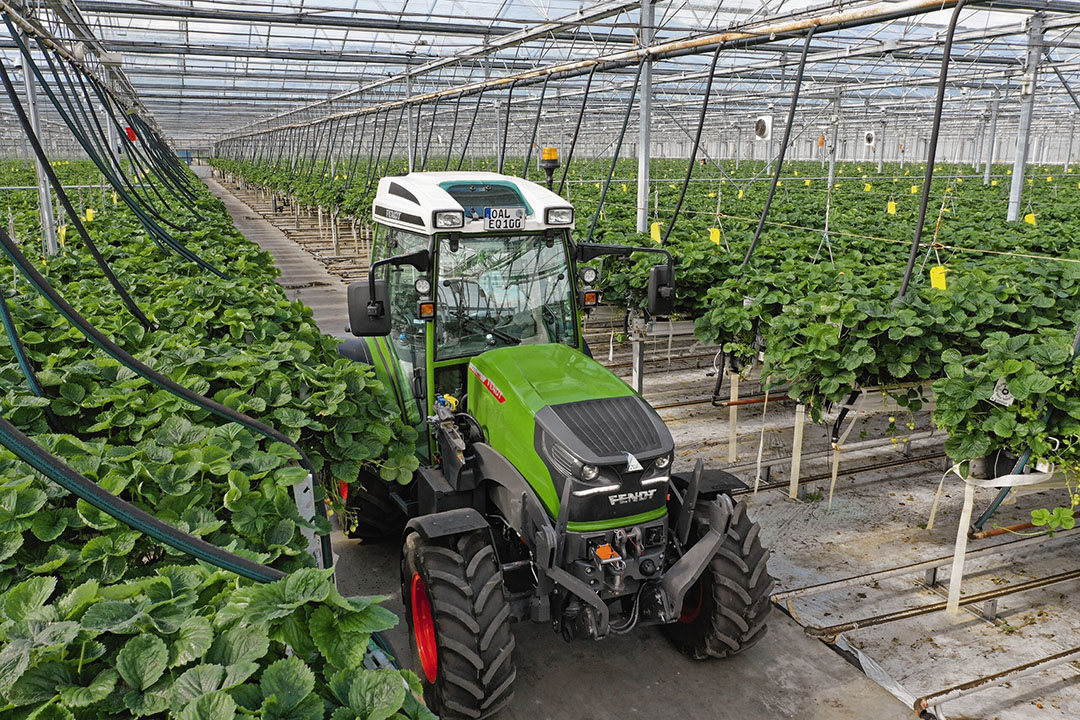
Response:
[[536, 395, 671, 466]]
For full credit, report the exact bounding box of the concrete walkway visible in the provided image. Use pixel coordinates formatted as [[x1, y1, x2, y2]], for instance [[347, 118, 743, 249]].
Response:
[[197, 166, 351, 337], [201, 167, 916, 720]]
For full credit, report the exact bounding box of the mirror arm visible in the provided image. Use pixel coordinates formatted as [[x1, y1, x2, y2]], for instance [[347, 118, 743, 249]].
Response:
[[574, 242, 672, 268], [366, 249, 433, 309]]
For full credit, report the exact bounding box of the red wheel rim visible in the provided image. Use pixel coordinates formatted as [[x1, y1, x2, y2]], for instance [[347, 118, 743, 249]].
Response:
[[679, 580, 704, 623], [411, 572, 438, 683]]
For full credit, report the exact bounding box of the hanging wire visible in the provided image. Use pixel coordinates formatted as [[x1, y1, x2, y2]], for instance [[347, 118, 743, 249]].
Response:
[[896, 0, 969, 300], [558, 65, 597, 196], [457, 87, 485, 171], [663, 42, 724, 244], [584, 61, 645, 244], [523, 74, 550, 181], [741, 25, 817, 265], [498, 79, 519, 174]]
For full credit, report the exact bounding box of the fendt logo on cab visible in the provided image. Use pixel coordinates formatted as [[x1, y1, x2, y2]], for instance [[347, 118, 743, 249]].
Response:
[[608, 489, 656, 506]]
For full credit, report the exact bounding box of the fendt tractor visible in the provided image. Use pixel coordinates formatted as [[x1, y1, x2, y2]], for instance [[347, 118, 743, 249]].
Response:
[[337, 152, 773, 719]]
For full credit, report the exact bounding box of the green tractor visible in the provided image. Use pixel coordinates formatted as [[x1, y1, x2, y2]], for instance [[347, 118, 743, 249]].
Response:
[[338, 167, 772, 719]]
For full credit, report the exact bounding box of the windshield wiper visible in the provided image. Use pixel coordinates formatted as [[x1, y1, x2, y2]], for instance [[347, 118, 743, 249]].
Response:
[[463, 315, 520, 346]]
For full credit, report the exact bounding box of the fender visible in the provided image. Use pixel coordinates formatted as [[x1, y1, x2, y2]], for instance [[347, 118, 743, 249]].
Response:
[[471, 442, 551, 540], [404, 507, 489, 541]]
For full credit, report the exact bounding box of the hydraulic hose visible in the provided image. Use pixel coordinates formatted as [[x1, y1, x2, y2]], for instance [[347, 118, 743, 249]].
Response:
[[664, 42, 724, 245], [896, 0, 968, 300], [0, 59, 153, 330], [0, 412, 284, 583], [741, 26, 816, 263], [0, 226, 332, 568]]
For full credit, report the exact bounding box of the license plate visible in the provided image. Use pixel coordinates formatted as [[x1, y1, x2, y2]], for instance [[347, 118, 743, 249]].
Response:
[[483, 206, 526, 231]]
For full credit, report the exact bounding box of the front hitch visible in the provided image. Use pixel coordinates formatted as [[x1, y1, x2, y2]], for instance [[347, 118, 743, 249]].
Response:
[[657, 494, 735, 623]]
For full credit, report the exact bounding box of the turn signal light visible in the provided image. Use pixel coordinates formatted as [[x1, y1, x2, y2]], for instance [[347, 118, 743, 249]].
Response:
[[582, 291, 599, 307], [418, 301, 436, 319]]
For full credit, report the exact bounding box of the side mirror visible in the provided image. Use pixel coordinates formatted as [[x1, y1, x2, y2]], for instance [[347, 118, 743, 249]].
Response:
[[647, 264, 674, 316], [347, 279, 391, 337]]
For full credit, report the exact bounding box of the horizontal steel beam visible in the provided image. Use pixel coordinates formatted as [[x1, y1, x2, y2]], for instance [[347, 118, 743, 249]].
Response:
[[74, 0, 641, 43]]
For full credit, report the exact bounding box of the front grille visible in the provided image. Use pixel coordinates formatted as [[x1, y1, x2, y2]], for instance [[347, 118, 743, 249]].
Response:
[[550, 396, 663, 457]]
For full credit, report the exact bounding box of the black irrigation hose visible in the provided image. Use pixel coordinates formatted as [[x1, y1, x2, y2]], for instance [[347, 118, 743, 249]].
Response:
[[523, 74, 549, 181], [457, 87, 485, 171], [741, 26, 816, 264], [0, 413, 284, 582], [664, 42, 724, 245], [6, 30, 223, 276], [558, 65, 596, 196], [0, 288, 61, 432], [897, 0, 967, 300], [584, 60, 644, 244], [444, 93, 462, 172], [0, 226, 332, 569], [0, 60, 153, 330], [498, 79, 518, 174]]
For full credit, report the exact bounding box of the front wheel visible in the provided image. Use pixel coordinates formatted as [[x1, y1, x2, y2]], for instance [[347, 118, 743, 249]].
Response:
[[402, 529, 517, 719], [662, 496, 774, 659]]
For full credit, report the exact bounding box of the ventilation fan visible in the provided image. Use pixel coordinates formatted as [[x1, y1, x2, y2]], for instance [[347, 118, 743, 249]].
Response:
[[754, 116, 773, 141], [864, 130, 876, 147]]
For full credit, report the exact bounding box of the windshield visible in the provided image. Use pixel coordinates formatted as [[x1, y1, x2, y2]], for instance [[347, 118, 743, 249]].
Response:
[[436, 233, 576, 359]]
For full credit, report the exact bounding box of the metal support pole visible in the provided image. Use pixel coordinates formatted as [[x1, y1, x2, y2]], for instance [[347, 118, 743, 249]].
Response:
[[406, 74, 415, 172], [735, 126, 741, 170], [877, 120, 885, 174], [636, 0, 653, 233], [1008, 13, 1044, 222], [984, 92, 999, 185], [19, 48, 58, 256], [827, 94, 840, 188], [1066, 122, 1075, 173]]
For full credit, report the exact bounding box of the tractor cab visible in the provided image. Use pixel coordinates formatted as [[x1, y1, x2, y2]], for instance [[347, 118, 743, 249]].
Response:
[[337, 169, 772, 720]]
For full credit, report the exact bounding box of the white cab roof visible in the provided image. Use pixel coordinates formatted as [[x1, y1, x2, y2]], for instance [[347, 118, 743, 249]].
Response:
[[372, 171, 574, 235]]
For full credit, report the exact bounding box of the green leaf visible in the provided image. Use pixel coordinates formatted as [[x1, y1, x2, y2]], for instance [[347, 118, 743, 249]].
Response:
[[260, 657, 316, 712], [171, 664, 225, 705], [177, 690, 237, 720], [117, 634, 168, 691], [171, 615, 214, 668], [346, 669, 407, 720], [81, 601, 140, 633], [58, 667, 118, 707], [206, 624, 269, 665], [4, 576, 56, 622]]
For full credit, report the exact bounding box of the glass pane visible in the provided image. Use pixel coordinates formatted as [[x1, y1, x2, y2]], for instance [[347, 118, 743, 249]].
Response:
[[436, 233, 576, 359]]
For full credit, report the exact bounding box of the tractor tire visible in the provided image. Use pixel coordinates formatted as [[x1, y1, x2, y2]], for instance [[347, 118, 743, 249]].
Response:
[[342, 477, 404, 541], [662, 496, 774, 659], [402, 529, 516, 720]]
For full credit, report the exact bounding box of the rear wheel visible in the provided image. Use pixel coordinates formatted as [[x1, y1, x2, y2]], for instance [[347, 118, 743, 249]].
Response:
[[402, 529, 516, 719], [341, 475, 404, 541], [662, 496, 773, 659]]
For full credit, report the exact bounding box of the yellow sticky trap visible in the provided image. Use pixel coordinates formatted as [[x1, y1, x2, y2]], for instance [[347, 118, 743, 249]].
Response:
[[737, 188, 744, 199], [911, 185, 919, 194], [621, 183, 628, 193], [777, 181, 782, 187], [887, 201, 897, 215], [599, 210, 604, 221], [58, 225, 67, 247], [111, 192, 117, 206], [992, 180, 999, 186], [857, 166, 863, 172], [650, 222, 662, 243], [1008, 169, 1013, 175], [946, 187, 952, 193], [84, 208, 95, 222], [794, 170, 799, 176], [709, 228, 721, 245], [1027, 178, 1034, 185], [804, 179, 811, 186], [669, 184, 677, 190], [1024, 213, 1037, 226], [957, 178, 963, 183], [708, 192, 716, 198], [905, 169, 910, 176], [864, 183, 872, 192], [930, 265, 948, 290], [1047, 176, 1054, 182], [595, 182, 601, 189]]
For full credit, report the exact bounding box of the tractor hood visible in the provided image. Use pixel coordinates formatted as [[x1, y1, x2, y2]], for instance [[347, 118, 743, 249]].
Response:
[[468, 343, 674, 523]]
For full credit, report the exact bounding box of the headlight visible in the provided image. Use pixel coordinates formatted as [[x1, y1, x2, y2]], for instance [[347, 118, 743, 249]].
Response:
[[545, 207, 574, 225], [655, 454, 671, 469], [581, 464, 600, 481], [580, 267, 599, 285], [414, 277, 432, 296], [433, 210, 464, 228]]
